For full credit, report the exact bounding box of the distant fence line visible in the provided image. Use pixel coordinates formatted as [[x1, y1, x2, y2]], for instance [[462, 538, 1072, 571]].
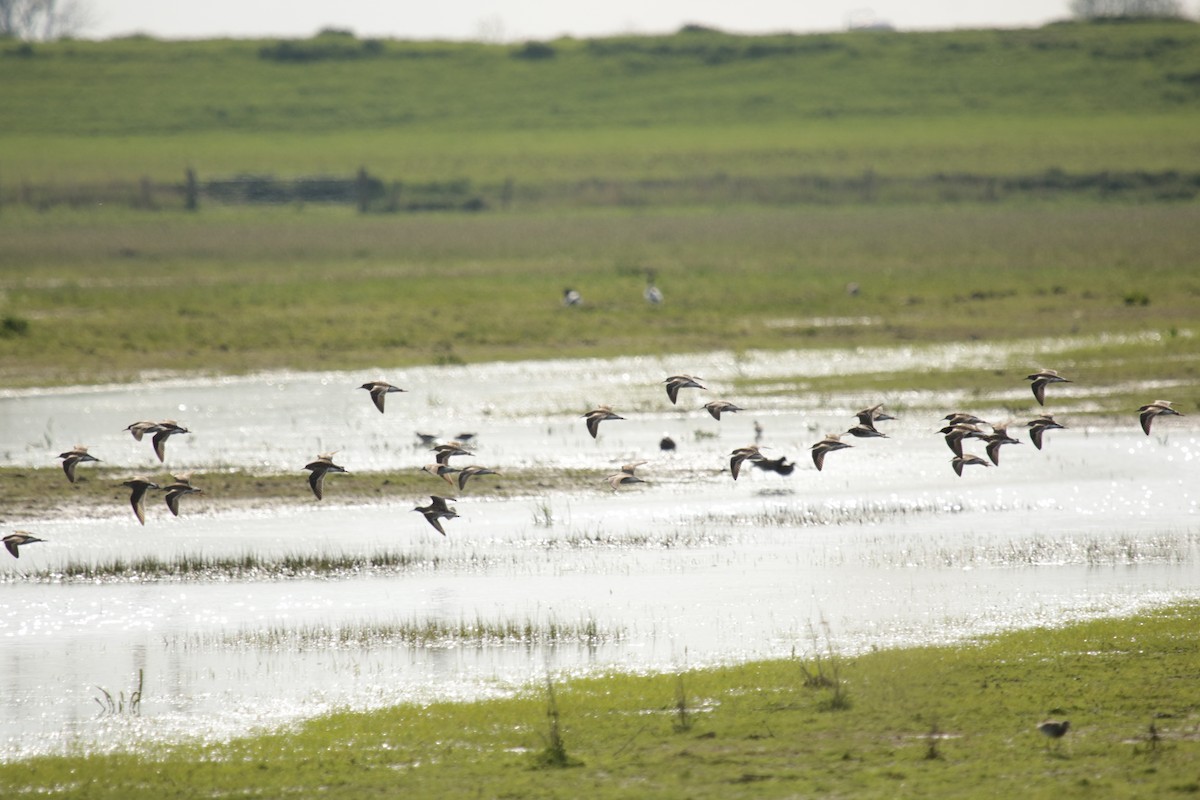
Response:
[[2, 167, 1197, 213]]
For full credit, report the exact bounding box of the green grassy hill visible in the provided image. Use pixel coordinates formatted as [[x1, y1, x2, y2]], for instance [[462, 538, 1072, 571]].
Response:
[[3, 21, 1199, 183]]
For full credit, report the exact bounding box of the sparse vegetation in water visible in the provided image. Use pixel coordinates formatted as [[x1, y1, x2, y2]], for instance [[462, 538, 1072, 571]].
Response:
[[93, 669, 143, 717], [169, 615, 620, 650], [4, 604, 1199, 797]]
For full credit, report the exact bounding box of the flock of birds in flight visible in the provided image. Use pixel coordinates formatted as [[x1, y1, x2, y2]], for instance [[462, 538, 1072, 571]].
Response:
[[2, 357, 1186, 557]]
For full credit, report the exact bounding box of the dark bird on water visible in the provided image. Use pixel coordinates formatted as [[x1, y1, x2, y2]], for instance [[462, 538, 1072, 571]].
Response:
[[659, 435, 676, 452], [753, 456, 795, 476]]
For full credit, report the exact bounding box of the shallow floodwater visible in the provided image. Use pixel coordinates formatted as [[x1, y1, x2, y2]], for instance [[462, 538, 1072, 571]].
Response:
[[1, 338, 1197, 761]]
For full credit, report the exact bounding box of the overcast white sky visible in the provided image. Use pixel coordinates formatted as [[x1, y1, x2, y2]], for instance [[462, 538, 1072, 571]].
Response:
[[85, 1, 1083, 41]]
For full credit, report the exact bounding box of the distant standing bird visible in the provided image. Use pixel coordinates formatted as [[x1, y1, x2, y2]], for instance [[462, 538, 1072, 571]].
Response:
[[304, 452, 347, 501], [562, 288, 582, 307], [729, 445, 766, 480], [151, 420, 189, 463], [1025, 414, 1066, 450], [1037, 720, 1070, 750], [3, 531, 45, 559], [810, 434, 852, 472], [58, 445, 100, 484], [704, 400, 743, 421], [753, 456, 795, 476], [457, 464, 499, 491], [583, 405, 624, 439], [951, 454, 992, 477], [644, 282, 663, 305], [121, 475, 160, 525], [163, 474, 203, 517], [1138, 400, 1184, 436], [414, 495, 459, 536], [359, 380, 405, 413], [1027, 369, 1071, 406], [664, 374, 706, 405]]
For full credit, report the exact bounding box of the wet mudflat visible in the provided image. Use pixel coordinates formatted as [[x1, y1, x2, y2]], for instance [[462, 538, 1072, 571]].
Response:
[[1, 338, 1196, 761]]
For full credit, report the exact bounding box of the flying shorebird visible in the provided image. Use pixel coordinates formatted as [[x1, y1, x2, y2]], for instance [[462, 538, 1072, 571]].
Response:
[[1025, 414, 1066, 450], [845, 423, 888, 439], [457, 465, 499, 491], [1027, 369, 1071, 406], [810, 434, 852, 472], [1037, 720, 1070, 750], [422, 462, 461, 486], [664, 374, 705, 405], [151, 420, 190, 462], [58, 445, 100, 484], [432, 441, 474, 464], [414, 495, 459, 536], [124, 420, 163, 441], [940, 423, 988, 458], [3, 531, 45, 559], [121, 476, 160, 525], [605, 460, 647, 491], [856, 403, 897, 426], [983, 425, 1022, 466], [729, 445, 766, 480], [704, 400, 743, 421], [943, 412, 989, 427], [304, 452, 347, 500], [359, 380, 406, 413], [583, 405, 624, 439], [951, 454, 992, 477], [163, 474, 204, 517], [1138, 400, 1184, 436]]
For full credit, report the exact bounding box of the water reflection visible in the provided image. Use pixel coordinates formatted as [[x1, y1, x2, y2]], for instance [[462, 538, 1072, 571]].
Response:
[[1, 343, 1197, 760]]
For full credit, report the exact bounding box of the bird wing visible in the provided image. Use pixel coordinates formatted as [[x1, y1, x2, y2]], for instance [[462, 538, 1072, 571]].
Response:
[[308, 469, 326, 500]]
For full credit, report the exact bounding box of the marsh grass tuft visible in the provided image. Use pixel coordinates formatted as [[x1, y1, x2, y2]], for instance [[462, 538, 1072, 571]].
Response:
[[533, 675, 581, 769], [93, 669, 143, 717], [795, 619, 851, 711], [673, 673, 694, 733]]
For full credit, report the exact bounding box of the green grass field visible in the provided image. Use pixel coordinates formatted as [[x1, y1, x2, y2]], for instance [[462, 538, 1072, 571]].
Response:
[[1, 203, 1197, 388], [2, 604, 1197, 799]]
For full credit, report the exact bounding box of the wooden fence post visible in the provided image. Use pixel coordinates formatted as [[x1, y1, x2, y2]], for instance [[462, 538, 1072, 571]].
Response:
[[185, 168, 198, 211], [356, 167, 370, 213]]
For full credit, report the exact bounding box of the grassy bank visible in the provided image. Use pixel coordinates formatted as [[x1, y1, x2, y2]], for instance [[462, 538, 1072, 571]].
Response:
[[1, 204, 1197, 387], [2, 603, 1196, 797]]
